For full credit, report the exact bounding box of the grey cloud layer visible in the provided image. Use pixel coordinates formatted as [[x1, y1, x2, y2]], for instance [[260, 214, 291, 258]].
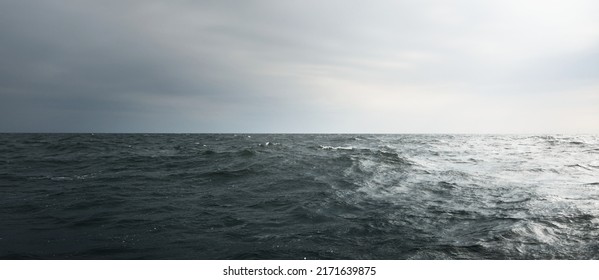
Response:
[[1, 0, 598, 132]]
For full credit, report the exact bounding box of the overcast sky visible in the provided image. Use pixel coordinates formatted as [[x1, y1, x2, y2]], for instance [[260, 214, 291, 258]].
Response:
[[1, 0, 598, 133]]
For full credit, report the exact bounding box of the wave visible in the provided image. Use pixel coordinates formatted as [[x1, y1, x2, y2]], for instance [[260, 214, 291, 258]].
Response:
[[565, 164, 594, 171], [2, 133, 599, 260], [319, 145, 353, 150]]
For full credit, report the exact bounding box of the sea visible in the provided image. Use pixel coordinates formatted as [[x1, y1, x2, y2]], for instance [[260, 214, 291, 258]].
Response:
[[1, 134, 598, 259]]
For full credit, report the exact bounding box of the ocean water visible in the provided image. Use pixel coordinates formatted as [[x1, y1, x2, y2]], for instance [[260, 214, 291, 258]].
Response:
[[1, 134, 598, 259]]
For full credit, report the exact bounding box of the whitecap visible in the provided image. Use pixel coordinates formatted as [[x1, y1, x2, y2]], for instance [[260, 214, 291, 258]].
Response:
[[319, 145, 353, 150]]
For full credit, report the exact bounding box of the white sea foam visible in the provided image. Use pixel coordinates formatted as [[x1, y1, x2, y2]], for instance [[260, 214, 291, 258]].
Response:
[[319, 145, 353, 150]]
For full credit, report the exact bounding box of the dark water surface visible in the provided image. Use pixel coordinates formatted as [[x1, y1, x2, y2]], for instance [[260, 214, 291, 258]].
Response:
[[1, 134, 598, 259]]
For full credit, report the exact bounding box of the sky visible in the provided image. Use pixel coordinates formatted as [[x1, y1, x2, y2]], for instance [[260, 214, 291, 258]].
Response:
[[1, 0, 598, 133]]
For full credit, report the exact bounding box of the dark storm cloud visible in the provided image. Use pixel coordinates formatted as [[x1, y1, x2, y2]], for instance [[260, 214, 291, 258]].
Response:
[[0, 1, 200, 131], [1, 0, 334, 132], [0, 2, 297, 131]]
